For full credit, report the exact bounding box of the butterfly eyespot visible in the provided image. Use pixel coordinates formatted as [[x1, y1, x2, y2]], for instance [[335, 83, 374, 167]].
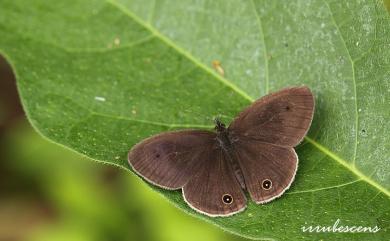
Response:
[[222, 194, 233, 204], [262, 179, 272, 190]]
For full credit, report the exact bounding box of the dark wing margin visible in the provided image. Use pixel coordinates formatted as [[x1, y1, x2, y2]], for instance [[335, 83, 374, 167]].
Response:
[[128, 130, 216, 190], [183, 148, 247, 217], [228, 86, 315, 147], [234, 140, 298, 204]]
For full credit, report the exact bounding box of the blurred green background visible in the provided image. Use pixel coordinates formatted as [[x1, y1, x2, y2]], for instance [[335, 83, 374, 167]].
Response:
[[0, 55, 248, 241]]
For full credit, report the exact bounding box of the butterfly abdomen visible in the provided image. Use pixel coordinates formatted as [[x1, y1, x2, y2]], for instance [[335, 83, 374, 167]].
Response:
[[225, 151, 247, 190], [216, 123, 246, 190]]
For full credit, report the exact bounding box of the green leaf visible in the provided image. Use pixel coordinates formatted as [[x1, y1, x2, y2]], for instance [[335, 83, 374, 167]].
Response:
[[0, 0, 389, 240]]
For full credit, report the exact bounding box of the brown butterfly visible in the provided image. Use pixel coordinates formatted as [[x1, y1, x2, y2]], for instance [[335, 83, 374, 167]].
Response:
[[128, 86, 315, 217]]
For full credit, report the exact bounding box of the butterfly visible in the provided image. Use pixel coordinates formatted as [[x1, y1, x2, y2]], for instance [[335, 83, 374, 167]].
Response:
[[128, 86, 315, 217]]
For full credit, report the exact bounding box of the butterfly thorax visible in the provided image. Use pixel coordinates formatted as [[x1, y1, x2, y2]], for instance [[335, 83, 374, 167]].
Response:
[[215, 119, 232, 150], [215, 119, 247, 189]]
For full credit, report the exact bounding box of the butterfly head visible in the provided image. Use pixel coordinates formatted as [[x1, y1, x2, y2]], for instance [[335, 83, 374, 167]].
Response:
[[214, 118, 226, 133]]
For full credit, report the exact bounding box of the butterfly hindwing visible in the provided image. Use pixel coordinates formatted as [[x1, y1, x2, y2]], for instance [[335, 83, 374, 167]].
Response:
[[183, 147, 247, 216], [234, 140, 298, 203]]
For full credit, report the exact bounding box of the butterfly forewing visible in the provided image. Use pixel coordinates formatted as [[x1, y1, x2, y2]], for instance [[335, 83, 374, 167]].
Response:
[[229, 86, 314, 147], [128, 130, 216, 190], [183, 148, 247, 216]]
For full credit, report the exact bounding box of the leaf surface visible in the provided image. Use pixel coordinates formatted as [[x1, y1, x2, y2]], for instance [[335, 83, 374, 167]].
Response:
[[0, 0, 389, 240]]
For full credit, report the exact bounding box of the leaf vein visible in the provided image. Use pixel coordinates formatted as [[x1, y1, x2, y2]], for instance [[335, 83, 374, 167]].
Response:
[[323, 0, 359, 169], [287, 179, 361, 195], [249, 0, 269, 94], [305, 137, 390, 197]]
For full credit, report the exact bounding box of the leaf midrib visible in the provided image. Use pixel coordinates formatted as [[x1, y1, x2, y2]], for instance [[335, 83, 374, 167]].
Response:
[[108, 0, 254, 103], [106, 0, 389, 197]]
